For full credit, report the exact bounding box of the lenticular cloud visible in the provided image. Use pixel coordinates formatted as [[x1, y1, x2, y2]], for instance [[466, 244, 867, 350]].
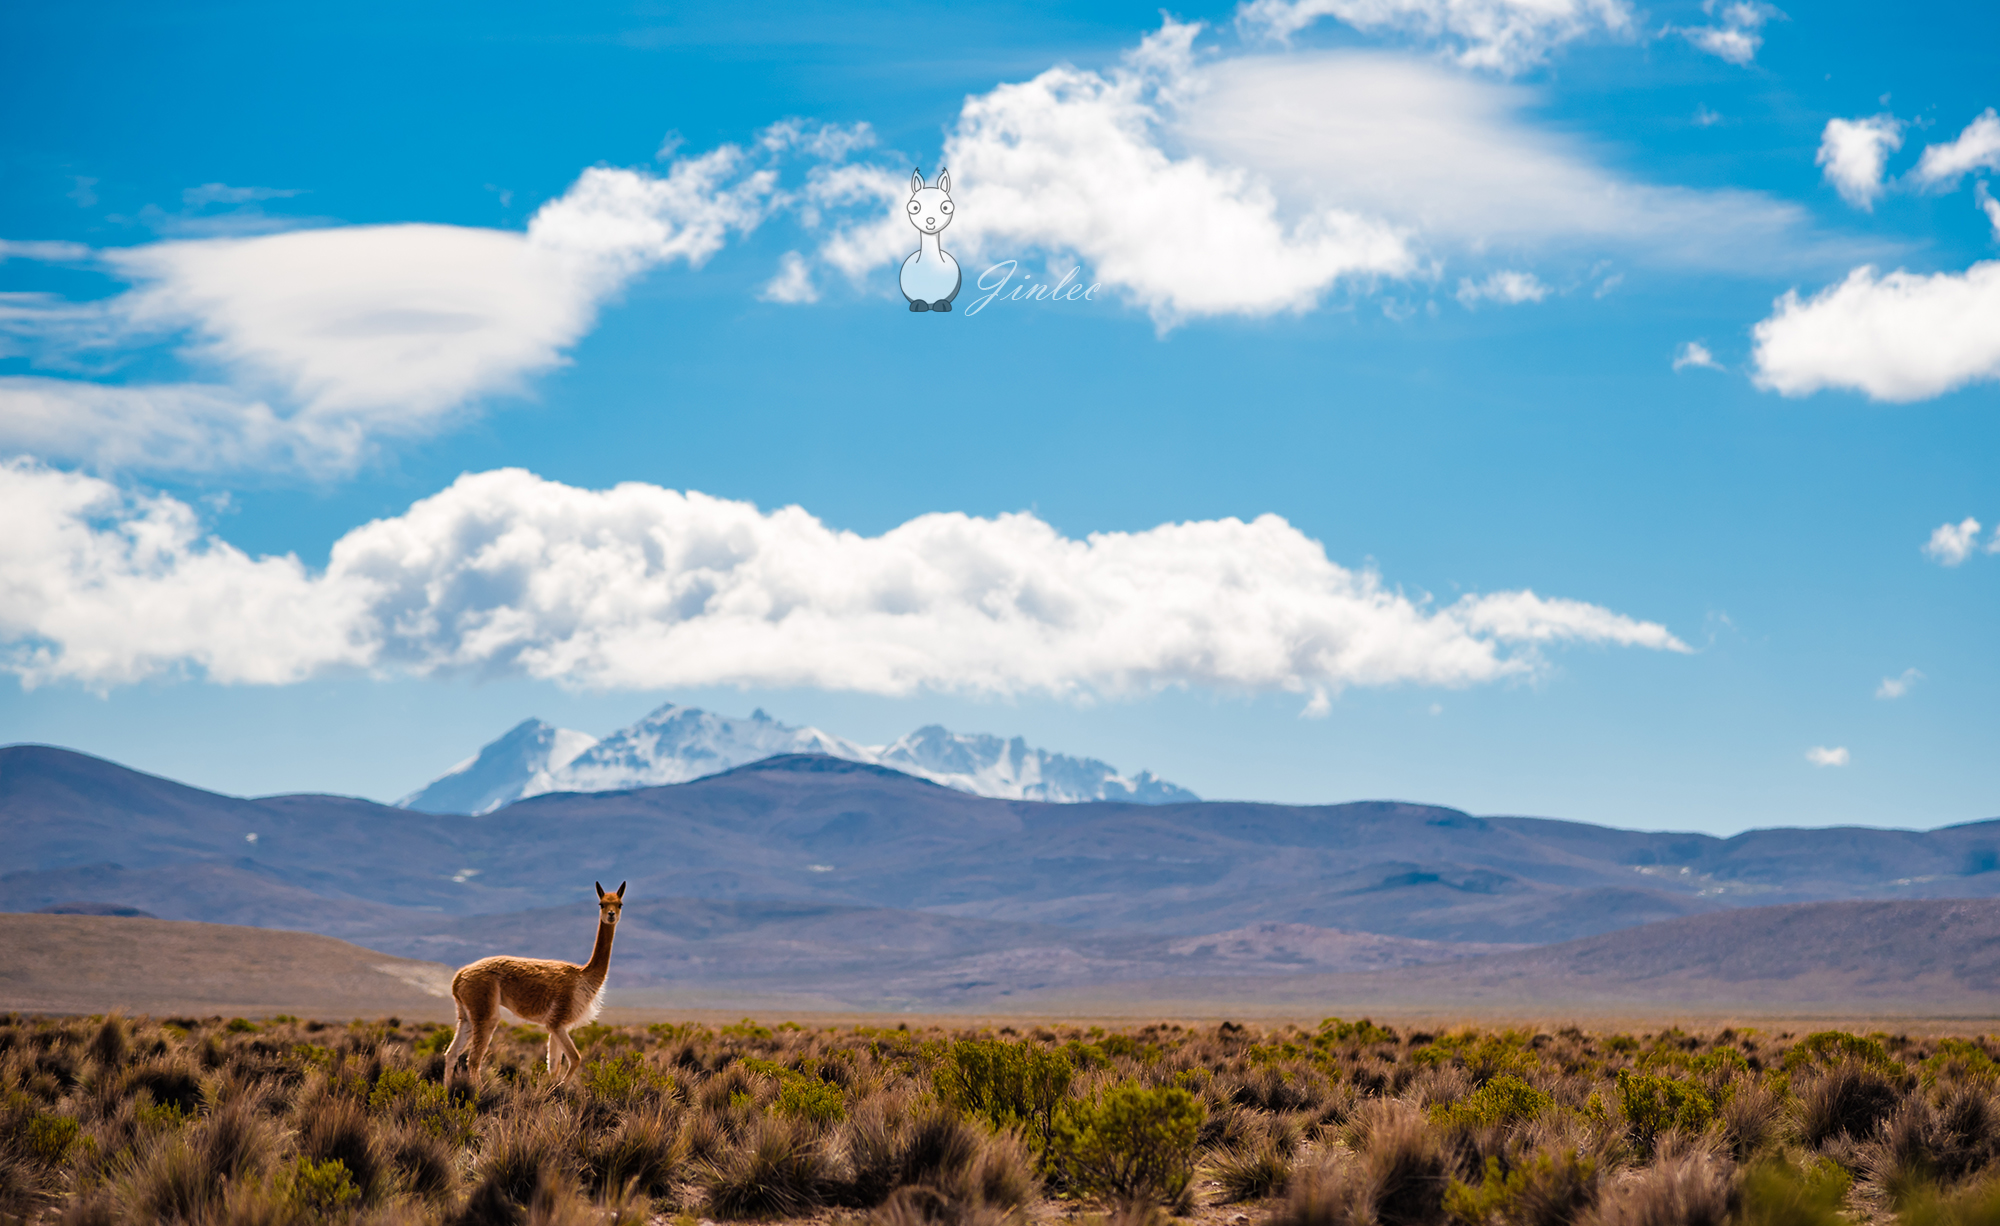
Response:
[[0, 462, 1686, 697]]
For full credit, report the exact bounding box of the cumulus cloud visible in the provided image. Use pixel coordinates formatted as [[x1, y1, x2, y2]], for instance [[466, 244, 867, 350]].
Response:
[[1751, 262, 2000, 401], [1805, 745, 1850, 767], [798, 27, 1825, 322], [1817, 115, 1903, 210], [0, 461, 1688, 697], [1923, 517, 1985, 565], [1875, 667, 1922, 699], [1456, 270, 1549, 306], [1672, 1, 1782, 66], [937, 21, 1415, 326], [1911, 109, 2000, 189], [1235, 0, 1634, 74], [1673, 341, 1722, 371]]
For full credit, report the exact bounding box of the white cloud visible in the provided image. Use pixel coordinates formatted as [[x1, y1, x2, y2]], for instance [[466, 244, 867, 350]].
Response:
[[1923, 517, 1983, 566], [0, 379, 307, 472], [0, 460, 371, 686], [1816, 115, 1903, 210], [760, 251, 820, 304], [0, 461, 1688, 696], [1169, 51, 1821, 271], [1751, 262, 2000, 401], [1805, 745, 1850, 767], [1673, 341, 1722, 371], [940, 22, 1416, 326], [1235, 0, 1634, 74], [1456, 270, 1549, 306], [1673, 1, 1782, 66], [1911, 109, 2000, 189], [1982, 184, 2000, 238], [0, 147, 785, 473], [1875, 667, 1922, 699]]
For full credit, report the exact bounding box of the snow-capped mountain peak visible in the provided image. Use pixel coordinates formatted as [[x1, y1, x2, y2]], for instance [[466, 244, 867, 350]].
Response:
[[875, 725, 1198, 804], [520, 703, 866, 799], [397, 718, 598, 815], [397, 704, 1197, 813]]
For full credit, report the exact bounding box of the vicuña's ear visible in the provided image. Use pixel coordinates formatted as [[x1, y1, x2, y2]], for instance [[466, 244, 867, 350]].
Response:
[[617, 881, 627, 898], [911, 168, 924, 194], [595, 881, 606, 899], [937, 169, 950, 195]]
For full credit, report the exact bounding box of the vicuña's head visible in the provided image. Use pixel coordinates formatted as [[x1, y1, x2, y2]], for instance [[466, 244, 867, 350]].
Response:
[[907, 169, 953, 236], [595, 880, 626, 925]]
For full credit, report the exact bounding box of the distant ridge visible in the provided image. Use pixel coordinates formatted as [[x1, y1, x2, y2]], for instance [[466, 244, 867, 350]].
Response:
[[7, 743, 2000, 961], [396, 702, 1197, 814]]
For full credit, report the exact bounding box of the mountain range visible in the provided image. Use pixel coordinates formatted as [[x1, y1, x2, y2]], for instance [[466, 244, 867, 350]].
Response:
[[12, 745, 2000, 938], [397, 703, 1199, 814]]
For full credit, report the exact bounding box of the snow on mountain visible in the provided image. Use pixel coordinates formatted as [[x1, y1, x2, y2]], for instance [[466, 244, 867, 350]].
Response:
[[876, 725, 1198, 804], [396, 718, 599, 815], [523, 705, 866, 799], [398, 703, 1198, 812]]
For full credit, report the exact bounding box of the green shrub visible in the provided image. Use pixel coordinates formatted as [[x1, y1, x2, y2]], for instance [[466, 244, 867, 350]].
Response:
[[934, 1039, 1074, 1149], [1444, 1151, 1598, 1226], [1922, 1039, 1998, 1086], [775, 1077, 846, 1124], [26, 1113, 83, 1165], [1782, 1031, 1893, 1073], [1430, 1075, 1555, 1130], [281, 1156, 361, 1212], [367, 1068, 424, 1111], [583, 1051, 675, 1104], [1413, 1031, 1539, 1081], [1047, 1083, 1204, 1204], [412, 1028, 452, 1056], [364, 1068, 474, 1144], [1615, 1070, 1714, 1151], [224, 1018, 258, 1034], [1317, 1017, 1397, 1046]]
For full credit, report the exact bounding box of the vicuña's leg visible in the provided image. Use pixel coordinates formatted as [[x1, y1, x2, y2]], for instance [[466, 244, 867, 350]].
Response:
[[442, 998, 473, 1071], [552, 1026, 585, 1085], [466, 982, 500, 1076]]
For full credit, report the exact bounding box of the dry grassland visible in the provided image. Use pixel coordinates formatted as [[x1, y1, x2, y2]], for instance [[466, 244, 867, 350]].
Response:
[[6, 1011, 2000, 1225]]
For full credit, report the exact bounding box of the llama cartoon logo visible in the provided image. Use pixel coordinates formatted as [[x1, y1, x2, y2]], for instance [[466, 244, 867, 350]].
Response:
[[900, 168, 960, 313]]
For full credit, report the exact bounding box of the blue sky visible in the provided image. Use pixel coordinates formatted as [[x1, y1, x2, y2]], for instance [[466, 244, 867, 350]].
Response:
[[1, 0, 1996, 834]]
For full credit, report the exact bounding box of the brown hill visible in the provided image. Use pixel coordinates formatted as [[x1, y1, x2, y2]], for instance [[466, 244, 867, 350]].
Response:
[[0, 914, 455, 1020]]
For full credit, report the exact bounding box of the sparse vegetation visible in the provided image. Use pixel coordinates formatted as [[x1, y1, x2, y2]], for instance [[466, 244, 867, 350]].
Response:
[[3, 1012, 2000, 1223]]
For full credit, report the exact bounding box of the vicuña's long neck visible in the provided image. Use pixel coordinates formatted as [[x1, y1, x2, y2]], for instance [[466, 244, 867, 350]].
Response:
[[922, 232, 943, 259], [582, 919, 615, 983]]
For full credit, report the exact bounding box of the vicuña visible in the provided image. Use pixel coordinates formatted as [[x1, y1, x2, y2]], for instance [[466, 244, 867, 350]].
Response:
[[443, 880, 625, 1083]]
